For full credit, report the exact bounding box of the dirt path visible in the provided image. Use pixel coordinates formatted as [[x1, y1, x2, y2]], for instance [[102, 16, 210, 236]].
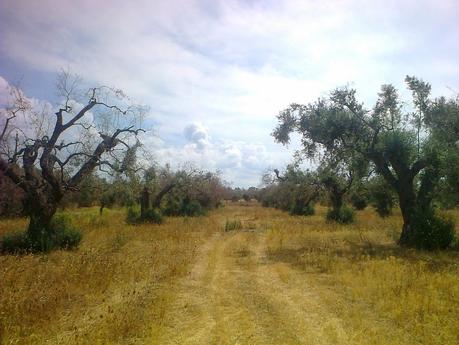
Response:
[[153, 219, 351, 344]]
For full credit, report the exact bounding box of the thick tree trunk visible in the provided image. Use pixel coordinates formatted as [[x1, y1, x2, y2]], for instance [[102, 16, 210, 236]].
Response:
[[396, 183, 418, 247], [140, 187, 150, 218], [24, 194, 58, 248], [330, 190, 344, 212]]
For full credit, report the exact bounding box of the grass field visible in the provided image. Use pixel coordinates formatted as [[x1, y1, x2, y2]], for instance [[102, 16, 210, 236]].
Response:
[[0, 203, 458, 344]]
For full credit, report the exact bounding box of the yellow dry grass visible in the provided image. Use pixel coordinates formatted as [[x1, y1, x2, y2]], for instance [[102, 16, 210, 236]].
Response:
[[0, 207, 218, 344], [0, 203, 458, 344], [264, 206, 459, 345]]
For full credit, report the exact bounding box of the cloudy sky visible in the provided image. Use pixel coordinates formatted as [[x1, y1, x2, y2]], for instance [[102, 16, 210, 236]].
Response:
[[1, 0, 458, 186]]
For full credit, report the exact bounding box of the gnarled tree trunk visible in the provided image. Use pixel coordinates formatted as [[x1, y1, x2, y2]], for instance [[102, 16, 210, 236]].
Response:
[[140, 186, 150, 218], [152, 183, 176, 209], [396, 183, 417, 247], [330, 189, 344, 213], [23, 193, 59, 247]]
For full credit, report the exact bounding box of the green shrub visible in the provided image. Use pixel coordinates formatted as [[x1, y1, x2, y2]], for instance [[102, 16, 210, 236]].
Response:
[[411, 211, 455, 250], [47, 214, 81, 250], [126, 206, 163, 225], [373, 199, 393, 217], [55, 226, 82, 249], [126, 206, 141, 224], [50, 214, 71, 231], [289, 201, 315, 216], [142, 209, 163, 224], [369, 177, 394, 217], [163, 197, 182, 216], [163, 197, 205, 217], [181, 200, 204, 217], [0, 231, 31, 254], [326, 206, 355, 224], [372, 192, 394, 217], [1, 213, 82, 254], [350, 193, 367, 210]]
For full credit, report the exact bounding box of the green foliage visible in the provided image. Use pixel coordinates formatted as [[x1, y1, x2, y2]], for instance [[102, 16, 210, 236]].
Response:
[[369, 177, 395, 217], [163, 195, 182, 216], [126, 206, 141, 224], [181, 200, 204, 217], [350, 192, 367, 210], [1, 214, 82, 254], [425, 101, 459, 209], [54, 226, 83, 250], [49, 214, 82, 250], [272, 76, 459, 248], [411, 210, 455, 250], [0, 232, 30, 254], [126, 206, 163, 225], [260, 165, 320, 216], [326, 206, 355, 224], [163, 195, 205, 217], [289, 200, 315, 216], [372, 197, 393, 218], [142, 209, 163, 224], [225, 219, 242, 232], [375, 130, 417, 167], [100, 190, 116, 209], [76, 175, 99, 207]]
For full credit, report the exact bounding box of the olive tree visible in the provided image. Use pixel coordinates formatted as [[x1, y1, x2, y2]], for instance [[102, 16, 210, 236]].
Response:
[[0, 71, 145, 249], [273, 76, 455, 249], [264, 165, 321, 215], [425, 95, 459, 208]]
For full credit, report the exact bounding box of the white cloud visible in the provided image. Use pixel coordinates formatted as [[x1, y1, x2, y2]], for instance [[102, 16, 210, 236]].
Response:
[[1, 0, 458, 185], [140, 122, 290, 186], [0, 76, 9, 106], [183, 123, 210, 151], [0, 78, 139, 177]]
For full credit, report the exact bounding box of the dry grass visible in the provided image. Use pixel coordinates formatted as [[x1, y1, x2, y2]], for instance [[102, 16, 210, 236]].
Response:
[[266, 205, 459, 345], [0, 207, 219, 344], [1, 203, 458, 344]]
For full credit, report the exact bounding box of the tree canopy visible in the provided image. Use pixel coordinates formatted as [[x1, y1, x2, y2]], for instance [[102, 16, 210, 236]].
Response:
[[0, 71, 146, 250], [273, 76, 457, 249]]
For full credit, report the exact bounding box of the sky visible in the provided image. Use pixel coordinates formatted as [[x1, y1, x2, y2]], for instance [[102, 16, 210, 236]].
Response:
[[0, 0, 458, 187]]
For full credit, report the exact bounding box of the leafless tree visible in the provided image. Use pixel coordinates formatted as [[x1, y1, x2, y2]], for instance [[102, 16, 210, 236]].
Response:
[[0, 71, 146, 246]]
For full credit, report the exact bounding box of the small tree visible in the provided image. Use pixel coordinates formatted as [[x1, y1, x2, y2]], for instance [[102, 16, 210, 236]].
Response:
[[318, 164, 358, 222], [368, 176, 395, 217], [268, 165, 321, 215], [0, 71, 145, 250]]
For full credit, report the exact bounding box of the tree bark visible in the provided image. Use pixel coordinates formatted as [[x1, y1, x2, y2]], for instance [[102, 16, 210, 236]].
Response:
[[372, 152, 424, 247], [330, 190, 344, 212], [24, 194, 58, 247], [140, 187, 150, 218], [395, 179, 417, 247], [152, 183, 176, 209]]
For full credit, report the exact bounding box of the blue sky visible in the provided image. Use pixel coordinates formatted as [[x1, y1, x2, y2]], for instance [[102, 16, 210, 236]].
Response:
[[1, 0, 458, 187]]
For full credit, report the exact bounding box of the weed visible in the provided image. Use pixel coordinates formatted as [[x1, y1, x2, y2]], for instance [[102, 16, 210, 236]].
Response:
[[224, 219, 242, 231]]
